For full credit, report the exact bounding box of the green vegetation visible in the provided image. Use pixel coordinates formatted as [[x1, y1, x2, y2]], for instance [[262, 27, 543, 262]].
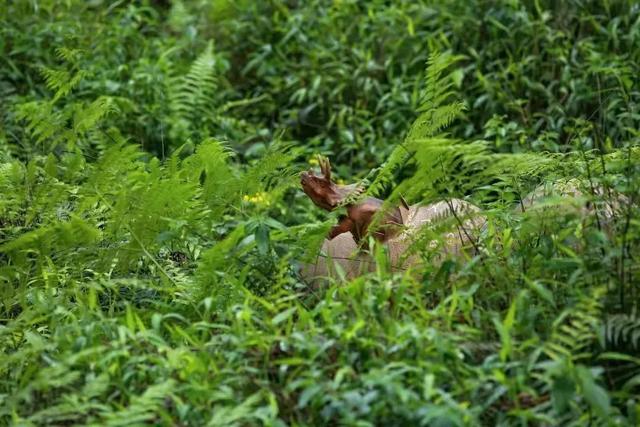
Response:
[[1, 1, 639, 425]]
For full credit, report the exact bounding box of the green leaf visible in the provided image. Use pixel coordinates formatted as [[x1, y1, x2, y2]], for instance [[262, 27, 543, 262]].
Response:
[[255, 223, 270, 255], [551, 374, 575, 414], [272, 307, 297, 326], [576, 366, 611, 418]]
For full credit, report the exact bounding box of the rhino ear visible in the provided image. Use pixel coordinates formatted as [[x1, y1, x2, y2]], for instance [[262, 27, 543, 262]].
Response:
[[319, 156, 332, 182]]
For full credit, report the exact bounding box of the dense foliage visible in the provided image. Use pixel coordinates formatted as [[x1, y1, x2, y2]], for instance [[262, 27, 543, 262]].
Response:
[[1, 1, 639, 425]]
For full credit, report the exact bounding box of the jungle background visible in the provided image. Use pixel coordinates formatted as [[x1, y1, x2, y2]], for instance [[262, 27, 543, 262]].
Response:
[[1, 0, 639, 425]]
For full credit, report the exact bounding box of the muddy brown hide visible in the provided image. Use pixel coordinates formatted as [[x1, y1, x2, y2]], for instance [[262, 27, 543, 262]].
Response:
[[301, 199, 484, 284]]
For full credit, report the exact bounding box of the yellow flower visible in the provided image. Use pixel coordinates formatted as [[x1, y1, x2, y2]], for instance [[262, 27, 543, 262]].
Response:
[[308, 157, 319, 166], [242, 191, 271, 206]]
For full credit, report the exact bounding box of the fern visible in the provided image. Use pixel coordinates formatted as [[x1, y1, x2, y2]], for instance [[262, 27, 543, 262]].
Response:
[[180, 138, 237, 217], [241, 141, 297, 196], [604, 313, 640, 351], [544, 287, 606, 362], [364, 51, 569, 223], [367, 51, 467, 199], [54, 47, 83, 64], [15, 101, 69, 148], [168, 42, 220, 140], [16, 50, 121, 155], [39, 67, 89, 103], [89, 145, 207, 271], [406, 103, 467, 143], [73, 96, 119, 133]]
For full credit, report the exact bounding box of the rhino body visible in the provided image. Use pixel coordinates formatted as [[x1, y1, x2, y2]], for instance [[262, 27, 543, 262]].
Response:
[[301, 199, 484, 284], [301, 180, 625, 285]]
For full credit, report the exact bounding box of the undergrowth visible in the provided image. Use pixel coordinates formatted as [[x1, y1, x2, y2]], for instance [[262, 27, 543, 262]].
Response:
[[1, 1, 639, 426]]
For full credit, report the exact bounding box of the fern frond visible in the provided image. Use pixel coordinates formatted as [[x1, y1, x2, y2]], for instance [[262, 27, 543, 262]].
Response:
[[39, 67, 89, 102], [366, 51, 465, 199], [73, 96, 119, 133], [420, 52, 466, 111], [394, 138, 489, 202], [544, 287, 605, 362], [242, 141, 296, 195], [168, 42, 220, 138], [180, 138, 238, 217], [15, 101, 69, 147], [604, 313, 640, 351], [406, 101, 467, 141], [54, 47, 83, 64]]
